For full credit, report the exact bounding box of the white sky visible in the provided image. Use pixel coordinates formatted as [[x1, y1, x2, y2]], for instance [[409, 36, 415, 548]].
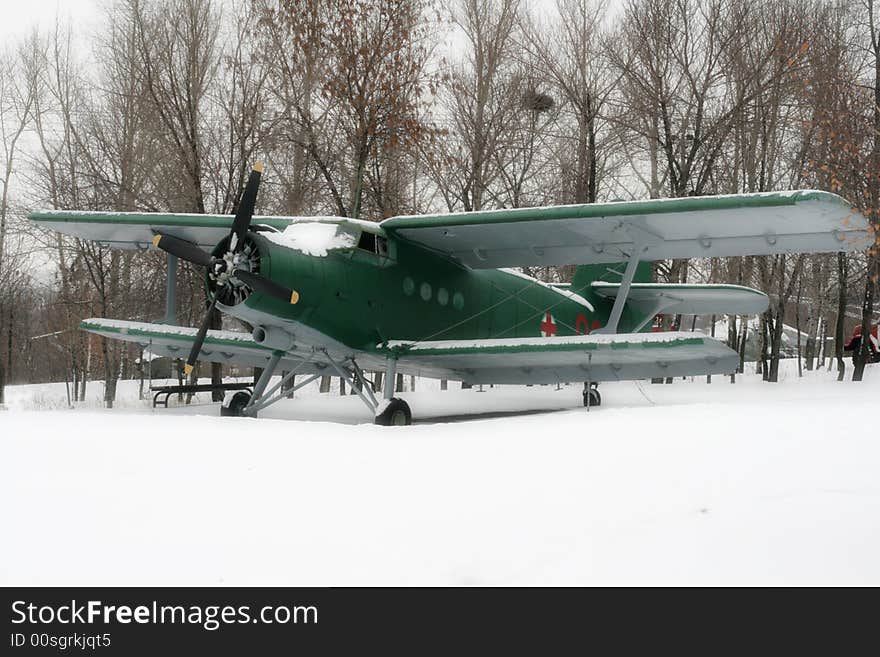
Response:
[[0, 0, 100, 41], [0, 0, 622, 42]]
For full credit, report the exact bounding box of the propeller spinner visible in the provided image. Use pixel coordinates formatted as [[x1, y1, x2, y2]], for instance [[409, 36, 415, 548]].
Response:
[[151, 163, 298, 376]]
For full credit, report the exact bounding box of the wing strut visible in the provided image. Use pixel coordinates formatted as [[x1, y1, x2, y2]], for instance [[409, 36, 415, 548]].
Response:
[[161, 253, 178, 324], [323, 351, 380, 415], [594, 226, 659, 334]]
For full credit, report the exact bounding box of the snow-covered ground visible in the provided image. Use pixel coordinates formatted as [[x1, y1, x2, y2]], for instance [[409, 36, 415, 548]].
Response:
[[1, 360, 879, 586]]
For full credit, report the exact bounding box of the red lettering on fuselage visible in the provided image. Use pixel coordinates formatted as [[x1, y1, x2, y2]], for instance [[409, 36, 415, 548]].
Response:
[[575, 314, 602, 334]]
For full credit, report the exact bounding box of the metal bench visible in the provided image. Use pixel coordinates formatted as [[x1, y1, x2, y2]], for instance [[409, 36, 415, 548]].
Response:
[[151, 382, 254, 408]]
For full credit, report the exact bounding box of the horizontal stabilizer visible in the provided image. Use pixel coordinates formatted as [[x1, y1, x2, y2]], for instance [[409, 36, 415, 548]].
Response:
[[591, 282, 769, 316]]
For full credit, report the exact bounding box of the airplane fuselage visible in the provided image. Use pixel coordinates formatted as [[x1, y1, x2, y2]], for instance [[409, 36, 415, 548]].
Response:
[[236, 233, 646, 353]]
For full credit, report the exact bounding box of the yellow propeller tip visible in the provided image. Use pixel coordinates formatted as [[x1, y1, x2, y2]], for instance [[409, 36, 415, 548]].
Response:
[[290, 290, 300, 304], [184, 363, 194, 375], [253, 161, 263, 173], [152, 234, 162, 247]]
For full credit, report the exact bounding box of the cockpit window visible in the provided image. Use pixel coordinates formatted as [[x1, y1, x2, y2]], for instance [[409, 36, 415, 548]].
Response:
[[357, 231, 376, 252], [357, 230, 389, 257]]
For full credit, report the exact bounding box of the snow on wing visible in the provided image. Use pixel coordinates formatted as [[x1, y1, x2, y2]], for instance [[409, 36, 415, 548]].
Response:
[[380, 190, 872, 269], [28, 210, 387, 252], [384, 332, 740, 385]]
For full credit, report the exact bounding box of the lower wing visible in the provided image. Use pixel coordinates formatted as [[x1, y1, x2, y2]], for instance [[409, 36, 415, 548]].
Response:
[[385, 332, 739, 385], [81, 318, 327, 374]]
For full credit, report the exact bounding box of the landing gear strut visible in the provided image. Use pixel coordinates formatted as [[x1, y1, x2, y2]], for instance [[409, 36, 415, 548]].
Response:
[[324, 351, 412, 425], [217, 348, 414, 425], [374, 355, 412, 426], [220, 349, 323, 418]]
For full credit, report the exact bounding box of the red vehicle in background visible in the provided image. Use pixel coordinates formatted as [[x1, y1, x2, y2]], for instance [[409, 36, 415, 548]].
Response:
[[844, 322, 880, 364]]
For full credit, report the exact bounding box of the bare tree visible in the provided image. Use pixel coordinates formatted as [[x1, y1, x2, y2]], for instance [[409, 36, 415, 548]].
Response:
[[522, 0, 614, 204], [0, 38, 39, 405]]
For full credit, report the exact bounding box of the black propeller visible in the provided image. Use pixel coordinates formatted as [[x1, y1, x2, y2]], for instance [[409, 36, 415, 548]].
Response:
[[151, 233, 214, 267], [184, 295, 219, 376], [235, 269, 299, 305], [148, 162, 299, 377], [229, 162, 262, 253]]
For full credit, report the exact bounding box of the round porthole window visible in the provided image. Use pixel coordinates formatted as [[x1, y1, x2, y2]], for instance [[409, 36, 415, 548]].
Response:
[[453, 291, 464, 310], [403, 277, 415, 295], [420, 282, 432, 301], [437, 288, 449, 306]]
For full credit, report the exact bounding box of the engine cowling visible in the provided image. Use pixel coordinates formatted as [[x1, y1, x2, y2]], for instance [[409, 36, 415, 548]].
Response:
[[251, 325, 296, 351]]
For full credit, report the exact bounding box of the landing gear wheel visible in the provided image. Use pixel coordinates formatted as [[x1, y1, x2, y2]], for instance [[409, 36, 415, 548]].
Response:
[[375, 398, 412, 426], [583, 386, 601, 408], [221, 391, 253, 417]]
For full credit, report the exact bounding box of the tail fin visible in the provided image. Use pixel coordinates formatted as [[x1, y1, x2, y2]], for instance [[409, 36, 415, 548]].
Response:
[[571, 261, 653, 295]]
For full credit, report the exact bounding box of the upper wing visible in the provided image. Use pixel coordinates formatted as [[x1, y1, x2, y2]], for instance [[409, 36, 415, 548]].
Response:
[[29, 211, 286, 250], [381, 190, 872, 269], [386, 332, 739, 385], [28, 210, 384, 251], [591, 282, 769, 316], [81, 318, 327, 374]]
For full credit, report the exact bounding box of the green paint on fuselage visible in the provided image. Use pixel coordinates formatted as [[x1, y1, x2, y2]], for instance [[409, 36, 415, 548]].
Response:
[[243, 234, 648, 352]]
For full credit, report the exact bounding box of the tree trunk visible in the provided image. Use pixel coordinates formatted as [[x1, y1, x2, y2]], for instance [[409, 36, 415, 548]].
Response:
[[795, 290, 803, 378], [758, 313, 769, 379], [101, 337, 118, 408], [281, 372, 295, 398], [707, 315, 716, 383], [835, 254, 847, 381], [768, 306, 784, 383], [82, 338, 91, 402], [853, 254, 878, 382], [803, 313, 815, 371], [138, 348, 145, 400]]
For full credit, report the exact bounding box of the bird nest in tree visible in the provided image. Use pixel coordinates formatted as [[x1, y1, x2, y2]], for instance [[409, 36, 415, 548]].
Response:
[[522, 90, 554, 113]]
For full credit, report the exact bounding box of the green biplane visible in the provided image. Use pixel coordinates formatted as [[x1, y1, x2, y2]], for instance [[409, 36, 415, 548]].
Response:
[[29, 164, 872, 424]]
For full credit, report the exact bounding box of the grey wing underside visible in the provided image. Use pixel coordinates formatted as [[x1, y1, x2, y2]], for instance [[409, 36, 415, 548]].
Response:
[[381, 190, 871, 269], [81, 318, 332, 375], [386, 332, 740, 385], [83, 319, 739, 386]]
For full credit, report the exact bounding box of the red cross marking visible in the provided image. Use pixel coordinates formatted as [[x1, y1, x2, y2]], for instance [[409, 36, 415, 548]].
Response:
[[540, 312, 557, 337]]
